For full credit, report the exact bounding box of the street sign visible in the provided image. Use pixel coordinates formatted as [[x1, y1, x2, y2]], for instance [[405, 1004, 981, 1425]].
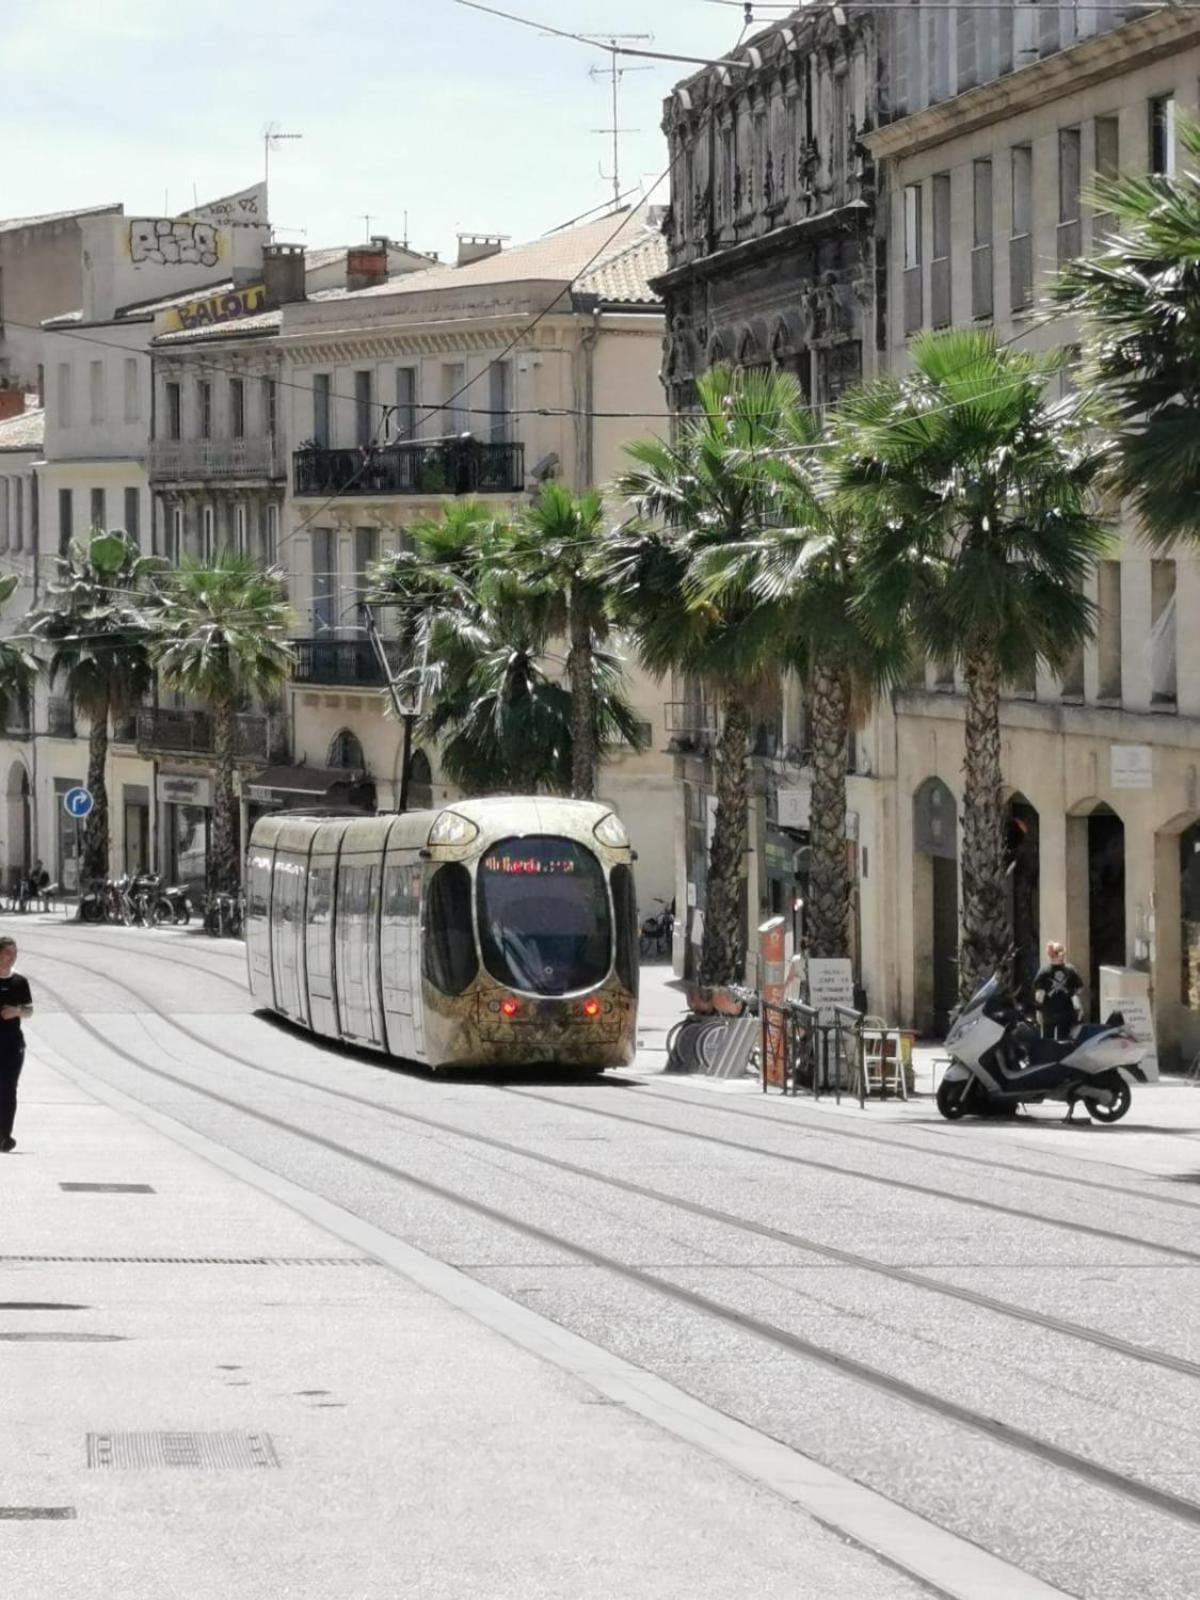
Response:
[[63, 786, 94, 820]]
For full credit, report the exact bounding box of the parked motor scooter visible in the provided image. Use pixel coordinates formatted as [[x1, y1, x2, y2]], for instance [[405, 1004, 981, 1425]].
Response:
[[938, 972, 1148, 1123]]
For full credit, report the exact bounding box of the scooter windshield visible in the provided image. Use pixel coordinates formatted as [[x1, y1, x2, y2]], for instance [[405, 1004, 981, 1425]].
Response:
[[944, 974, 1000, 1047]]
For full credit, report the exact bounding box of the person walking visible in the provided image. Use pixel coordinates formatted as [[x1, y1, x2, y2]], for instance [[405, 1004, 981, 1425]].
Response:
[[0, 936, 34, 1152], [1033, 940, 1082, 1041]]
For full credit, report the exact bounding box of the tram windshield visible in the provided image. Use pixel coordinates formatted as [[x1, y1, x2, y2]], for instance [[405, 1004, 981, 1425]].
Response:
[[477, 836, 611, 995]]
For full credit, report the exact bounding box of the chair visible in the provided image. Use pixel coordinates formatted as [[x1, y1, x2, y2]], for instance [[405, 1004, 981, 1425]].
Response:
[[860, 1020, 908, 1099]]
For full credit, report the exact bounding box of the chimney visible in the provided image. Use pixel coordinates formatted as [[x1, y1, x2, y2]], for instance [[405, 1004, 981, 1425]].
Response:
[[457, 233, 505, 268], [346, 242, 388, 292], [263, 242, 307, 308], [0, 387, 26, 423]]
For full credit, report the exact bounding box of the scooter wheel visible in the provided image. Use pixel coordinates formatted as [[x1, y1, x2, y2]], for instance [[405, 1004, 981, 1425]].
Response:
[[937, 1076, 973, 1120], [1085, 1072, 1132, 1124]]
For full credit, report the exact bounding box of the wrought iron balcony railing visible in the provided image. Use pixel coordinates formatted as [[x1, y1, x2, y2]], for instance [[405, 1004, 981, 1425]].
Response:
[[47, 698, 76, 738], [149, 436, 283, 482], [293, 438, 525, 498], [136, 708, 285, 762], [292, 639, 386, 688]]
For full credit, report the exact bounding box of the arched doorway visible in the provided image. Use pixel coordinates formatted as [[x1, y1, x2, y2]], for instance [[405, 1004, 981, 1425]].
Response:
[[407, 748, 433, 811], [1066, 801, 1126, 1017], [1007, 796, 1040, 1004], [914, 778, 958, 1034], [5, 761, 30, 891], [328, 728, 366, 773]]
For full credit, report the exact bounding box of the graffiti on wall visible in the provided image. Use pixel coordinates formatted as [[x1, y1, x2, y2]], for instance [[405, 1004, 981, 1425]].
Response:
[[160, 283, 267, 334], [127, 218, 221, 268]]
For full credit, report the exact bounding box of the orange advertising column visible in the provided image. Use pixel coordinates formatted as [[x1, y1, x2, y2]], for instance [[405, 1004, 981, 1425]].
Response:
[[759, 915, 787, 1088]]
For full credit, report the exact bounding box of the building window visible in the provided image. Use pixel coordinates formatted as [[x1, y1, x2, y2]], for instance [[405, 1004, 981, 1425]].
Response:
[[197, 380, 212, 440], [1010, 144, 1034, 310], [312, 527, 336, 634], [354, 526, 378, 618], [0, 480, 8, 553], [1151, 94, 1176, 176], [1150, 558, 1177, 706], [56, 362, 72, 429], [201, 503, 215, 564], [329, 728, 366, 771], [266, 503, 279, 565], [313, 373, 331, 447], [354, 369, 374, 448], [230, 377, 245, 438], [170, 506, 184, 565], [931, 173, 951, 328], [89, 360, 105, 426], [903, 183, 923, 334], [1097, 560, 1122, 701], [13, 477, 22, 554], [262, 376, 277, 439], [972, 159, 994, 319], [123, 357, 140, 424], [1093, 115, 1120, 245], [58, 487, 73, 553], [90, 487, 105, 532], [1058, 128, 1082, 265], [234, 502, 248, 556], [1014, 0, 1039, 64], [123, 486, 139, 543], [488, 359, 512, 443], [165, 381, 181, 440], [442, 362, 466, 434], [395, 366, 418, 441]]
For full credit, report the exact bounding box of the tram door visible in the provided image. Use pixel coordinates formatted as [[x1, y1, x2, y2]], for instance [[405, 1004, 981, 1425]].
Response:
[[335, 854, 384, 1047], [381, 855, 424, 1060], [305, 847, 339, 1038], [245, 847, 273, 1002], [270, 850, 310, 1026]]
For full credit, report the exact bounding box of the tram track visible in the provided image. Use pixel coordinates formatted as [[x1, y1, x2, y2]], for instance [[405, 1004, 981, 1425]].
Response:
[[26, 923, 1200, 1221], [21, 929, 1200, 1265], [27, 964, 1200, 1540]]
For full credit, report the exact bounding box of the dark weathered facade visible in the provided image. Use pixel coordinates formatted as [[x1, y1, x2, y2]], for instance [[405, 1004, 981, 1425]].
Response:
[[655, 8, 881, 415]]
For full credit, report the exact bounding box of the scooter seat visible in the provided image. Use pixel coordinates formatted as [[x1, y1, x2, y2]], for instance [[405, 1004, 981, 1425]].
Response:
[[1025, 1037, 1075, 1067]]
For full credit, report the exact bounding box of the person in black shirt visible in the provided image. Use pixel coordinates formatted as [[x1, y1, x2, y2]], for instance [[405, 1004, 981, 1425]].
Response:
[[0, 936, 33, 1152], [1033, 940, 1082, 1041]]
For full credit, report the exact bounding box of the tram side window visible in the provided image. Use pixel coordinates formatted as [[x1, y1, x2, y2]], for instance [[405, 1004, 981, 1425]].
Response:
[[385, 862, 415, 918], [247, 853, 271, 921], [610, 864, 639, 998], [423, 863, 477, 995]]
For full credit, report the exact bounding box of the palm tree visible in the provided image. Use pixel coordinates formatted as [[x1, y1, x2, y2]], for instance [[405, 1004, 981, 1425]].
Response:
[[1054, 115, 1200, 546], [152, 553, 293, 893], [29, 531, 160, 885], [694, 407, 910, 960], [836, 329, 1109, 998], [0, 571, 38, 741], [612, 365, 799, 987], [371, 503, 643, 796], [504, 483, 615, 799]]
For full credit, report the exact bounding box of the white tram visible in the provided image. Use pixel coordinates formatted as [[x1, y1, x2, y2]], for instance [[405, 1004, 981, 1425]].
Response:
[[245, 797, 639, 1070]]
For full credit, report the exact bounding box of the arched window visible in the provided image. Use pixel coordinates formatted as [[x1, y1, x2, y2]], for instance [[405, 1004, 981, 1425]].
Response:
[[328, 729, 365, 771], [407, 747, 433, 810]]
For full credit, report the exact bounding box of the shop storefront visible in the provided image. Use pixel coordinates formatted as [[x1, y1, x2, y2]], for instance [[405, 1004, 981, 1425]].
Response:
[[158, 772, 211, 892], [242, 765, 375, 834]]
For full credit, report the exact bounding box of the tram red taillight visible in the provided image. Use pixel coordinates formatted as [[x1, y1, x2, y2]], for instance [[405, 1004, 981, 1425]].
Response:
[[500, 997, 520, 1018], [582, 997, 601, 1018]]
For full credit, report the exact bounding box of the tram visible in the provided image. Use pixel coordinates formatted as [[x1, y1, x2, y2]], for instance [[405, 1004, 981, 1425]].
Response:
[[245, 797, 639, 1070]]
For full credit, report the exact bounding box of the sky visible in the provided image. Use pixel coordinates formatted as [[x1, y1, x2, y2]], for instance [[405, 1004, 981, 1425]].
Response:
[[5, 0, 746, 259]]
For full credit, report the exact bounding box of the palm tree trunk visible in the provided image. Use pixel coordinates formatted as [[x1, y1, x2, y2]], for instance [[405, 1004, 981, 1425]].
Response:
[[959, 650, 1008, 1000], [807, 666, 850, 960], [699, 693, 750, 988], [567, 583, 596, 800], [82, 693, 110, 884], [210, 700, 240, 895]]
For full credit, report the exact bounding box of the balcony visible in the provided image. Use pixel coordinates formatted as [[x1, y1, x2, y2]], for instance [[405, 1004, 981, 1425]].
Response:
[[149, 436, 282, 483], [293, 437, 525, 498], [137, 708, 286, 762], [292, 639, 386, 688], [47, 698, 76, 738], [664, 701, 718, 752]]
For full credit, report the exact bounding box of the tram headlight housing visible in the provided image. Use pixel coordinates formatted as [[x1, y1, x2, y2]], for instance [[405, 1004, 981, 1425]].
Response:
[[593, 812, 628, 849], [428, 811, 480, 847]]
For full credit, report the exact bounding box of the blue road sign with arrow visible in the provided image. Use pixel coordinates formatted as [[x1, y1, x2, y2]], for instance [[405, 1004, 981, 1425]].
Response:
[[63, 786, 94, 820]]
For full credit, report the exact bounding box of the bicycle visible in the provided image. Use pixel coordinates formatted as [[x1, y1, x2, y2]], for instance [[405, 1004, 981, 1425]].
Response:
[[639, 899, 675, 960], [204, 888, 245, 938]]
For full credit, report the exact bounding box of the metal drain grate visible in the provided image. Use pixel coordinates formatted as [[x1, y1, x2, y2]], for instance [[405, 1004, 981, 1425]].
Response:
[[0, 1507, 76, 1520], [87, 1432, 279, 1470], [59, 1183, 155, 1194], [0, 1255, 376, 1266]]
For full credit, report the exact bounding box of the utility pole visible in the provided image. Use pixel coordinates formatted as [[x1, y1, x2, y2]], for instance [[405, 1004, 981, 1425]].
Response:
[[579, 34, 653, 208], [360, 213, 375, 240], [357, 601, 429, 814]]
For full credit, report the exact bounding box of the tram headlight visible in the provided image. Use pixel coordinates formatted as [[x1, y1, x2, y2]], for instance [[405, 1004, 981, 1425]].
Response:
[[428, 811, 480, 847], [593, 812, 628, 848]]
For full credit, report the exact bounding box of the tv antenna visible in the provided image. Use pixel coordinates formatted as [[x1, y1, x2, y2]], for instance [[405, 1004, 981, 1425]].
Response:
[[263, 123, 303, 226], [582, 36, 653, 208]]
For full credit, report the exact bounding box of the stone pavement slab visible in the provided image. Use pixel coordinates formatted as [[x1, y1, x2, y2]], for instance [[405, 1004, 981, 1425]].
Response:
[[0, 1045, 950, 1600]]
